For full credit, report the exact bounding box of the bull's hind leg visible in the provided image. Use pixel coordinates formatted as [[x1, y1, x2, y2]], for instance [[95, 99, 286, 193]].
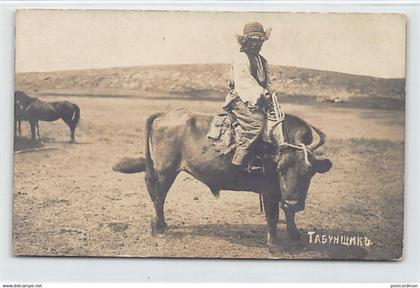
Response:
[[148, 173, 178, 234]]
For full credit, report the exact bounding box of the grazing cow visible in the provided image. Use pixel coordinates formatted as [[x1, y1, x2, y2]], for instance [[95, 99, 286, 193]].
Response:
[[114, 109, 332, 247], [14, 91, 80, 143]]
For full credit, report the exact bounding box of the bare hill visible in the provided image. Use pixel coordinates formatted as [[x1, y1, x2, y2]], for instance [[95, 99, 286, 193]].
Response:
[[15, 64, 405, 108]]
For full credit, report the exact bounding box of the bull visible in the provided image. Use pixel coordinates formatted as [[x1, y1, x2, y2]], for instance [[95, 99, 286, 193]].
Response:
[[113, 109, 332, 247]]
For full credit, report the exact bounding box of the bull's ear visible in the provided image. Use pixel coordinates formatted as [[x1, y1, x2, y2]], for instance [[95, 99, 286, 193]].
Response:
[[315, 159, 332, 173]]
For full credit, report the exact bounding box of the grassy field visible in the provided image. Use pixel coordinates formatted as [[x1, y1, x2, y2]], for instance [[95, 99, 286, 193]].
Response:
[[13, 95, 404, 259]]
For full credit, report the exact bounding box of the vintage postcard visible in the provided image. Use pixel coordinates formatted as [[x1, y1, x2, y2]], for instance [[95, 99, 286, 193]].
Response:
[[13, 10, 406, 260]]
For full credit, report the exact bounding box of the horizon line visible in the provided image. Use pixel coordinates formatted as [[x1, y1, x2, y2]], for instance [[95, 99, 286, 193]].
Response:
[[15, 63, 406, 80]]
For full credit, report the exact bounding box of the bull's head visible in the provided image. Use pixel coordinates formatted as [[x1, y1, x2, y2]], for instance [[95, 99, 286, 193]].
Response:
[[275, 126, 332, 212], [277, 145, 332, 212]]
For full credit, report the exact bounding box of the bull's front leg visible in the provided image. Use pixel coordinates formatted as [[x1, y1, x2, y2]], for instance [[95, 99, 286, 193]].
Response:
[[262, 191, 280, 247], [284, 209, 301, 240]]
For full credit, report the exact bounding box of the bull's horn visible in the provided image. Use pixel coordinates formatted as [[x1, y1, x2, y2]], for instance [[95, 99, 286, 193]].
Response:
[[307, 125, 326, 151]]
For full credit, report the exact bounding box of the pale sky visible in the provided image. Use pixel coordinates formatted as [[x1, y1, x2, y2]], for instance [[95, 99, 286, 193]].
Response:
[[15, 10, 406, 78]]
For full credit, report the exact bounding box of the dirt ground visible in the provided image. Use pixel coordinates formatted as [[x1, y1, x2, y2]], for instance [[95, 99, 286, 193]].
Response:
[[13, 96, 405, 260]]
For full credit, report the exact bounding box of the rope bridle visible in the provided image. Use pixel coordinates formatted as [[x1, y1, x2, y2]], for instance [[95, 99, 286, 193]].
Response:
[[279, 143, 313, 166], [267, 93, 313, 167]]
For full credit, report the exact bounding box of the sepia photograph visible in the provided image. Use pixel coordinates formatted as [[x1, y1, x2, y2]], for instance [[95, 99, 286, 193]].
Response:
[[13, 10, 406, 260]]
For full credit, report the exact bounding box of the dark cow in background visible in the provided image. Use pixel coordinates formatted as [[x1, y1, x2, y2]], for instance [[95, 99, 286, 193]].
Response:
[[114, 109, 332, 247], [14, 91, 80, 143]]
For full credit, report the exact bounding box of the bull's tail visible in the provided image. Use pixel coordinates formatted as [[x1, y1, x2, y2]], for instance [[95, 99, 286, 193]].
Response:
[[113, 157, 146, 173], [145, 113, 162, 189], [112, 112, 162, 175]]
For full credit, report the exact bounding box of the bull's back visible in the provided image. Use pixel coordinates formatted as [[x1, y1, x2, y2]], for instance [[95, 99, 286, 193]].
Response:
[[152, 109, 212, 139], [153, 109, 313, 150], [149, 109, 214, 171]]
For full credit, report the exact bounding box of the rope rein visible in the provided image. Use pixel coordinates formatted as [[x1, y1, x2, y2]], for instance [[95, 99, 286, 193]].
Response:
[[267, 93, 312, 167]]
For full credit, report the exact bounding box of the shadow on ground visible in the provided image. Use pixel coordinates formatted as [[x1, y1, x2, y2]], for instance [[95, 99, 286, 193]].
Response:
[[14, 136, 92, 152], [14, 137, 44, 151], [166, 224, 367, 259]]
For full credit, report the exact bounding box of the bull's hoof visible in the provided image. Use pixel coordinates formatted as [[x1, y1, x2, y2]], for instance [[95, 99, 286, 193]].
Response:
[[151, 218, 168, 235], [266, 232, 280, 248], [287, 229, 302, 241]]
